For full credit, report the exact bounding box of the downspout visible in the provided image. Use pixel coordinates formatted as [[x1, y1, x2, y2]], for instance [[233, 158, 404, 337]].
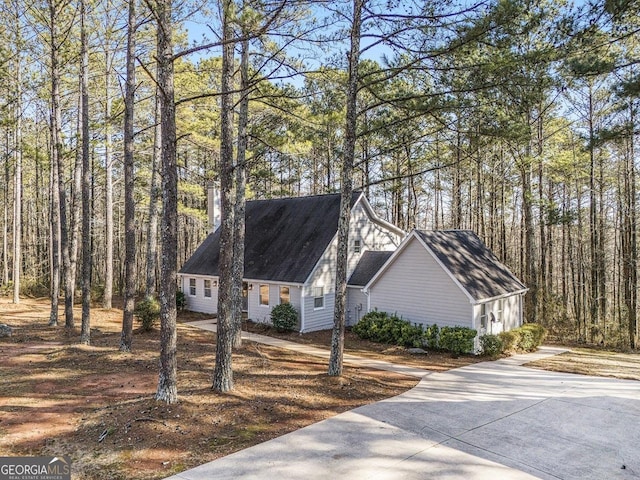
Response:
[[363, 287, 370, 314], [300, 284, 306, 333]]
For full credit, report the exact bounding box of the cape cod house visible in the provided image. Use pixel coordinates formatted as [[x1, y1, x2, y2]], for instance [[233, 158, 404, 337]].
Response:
[[179, 191, 527, 336], [179, 191, 404, 332]]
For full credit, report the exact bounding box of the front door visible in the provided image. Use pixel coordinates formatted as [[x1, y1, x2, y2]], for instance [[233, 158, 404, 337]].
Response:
[[242, 282, 249, 312]]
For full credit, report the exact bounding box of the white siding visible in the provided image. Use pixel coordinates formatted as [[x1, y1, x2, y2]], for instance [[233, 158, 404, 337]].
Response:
[[302, 201, 403, 332], [301, 291, 335, 332], [474, 294, 522, 335], [347, 202, 402, 274], [246, 282, 302, 328], [181, 275, 219, 314], [346, 287, 367, 326], [368, 237, 472, 328]]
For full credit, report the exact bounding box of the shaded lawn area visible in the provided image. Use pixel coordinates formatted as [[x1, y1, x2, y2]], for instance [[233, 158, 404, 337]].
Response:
[[7, 299, 633, 479], [0, 298, 420, 480]]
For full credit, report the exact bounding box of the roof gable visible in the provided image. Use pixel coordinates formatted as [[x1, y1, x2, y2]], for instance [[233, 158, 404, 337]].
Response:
[[180, 192, 363, 283], [414, 230, 527, 302]]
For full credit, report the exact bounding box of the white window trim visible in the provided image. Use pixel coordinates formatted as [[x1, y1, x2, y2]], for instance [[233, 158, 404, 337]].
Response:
[[279, 286, 290, 305], [480, 303, 488, 329], [204, 279, 212, 298], [313, 286, 324, 310], [259, 284, 270, 307], [495, 299, 504, 323], [189, 278, 197, 297], [354, 239, 361, 253]]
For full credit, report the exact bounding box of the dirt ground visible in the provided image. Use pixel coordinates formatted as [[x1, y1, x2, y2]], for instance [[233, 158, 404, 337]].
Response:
[[2, 298, 638, 480], [0, 297, 458, 480]]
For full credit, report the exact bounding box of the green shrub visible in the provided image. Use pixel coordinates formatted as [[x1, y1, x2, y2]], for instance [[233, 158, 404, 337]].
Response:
[[352, 310, 387, 341], [480, 334, 504, 357], [398, 321, 425, 348], [176, 290, 186, 311], [499, 330, 520, 353], [439, 326, 477, 357], [520, 323, 546, 346], [135, 297, 160, 332], [353, 311, 424, 347], [270, 303, 298, 332], [499, 324, 547, 353], [517, 329, 536, 351], [424, 324, 439, 350]]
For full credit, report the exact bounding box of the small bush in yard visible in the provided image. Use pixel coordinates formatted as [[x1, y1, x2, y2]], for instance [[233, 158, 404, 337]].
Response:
[[271, 303, 298, 332], [499, 330, 520, 353], [424, 324, 439, 350], [520, 323, 546, 346], [480, 334, 503, 357], [517, 329, 536, 351], [353, 311, 424, 347], [135, 297, 160, 332], [398, 321, 425, 348], [499, 324, 546, 353], [352, 310, 386, 340], [439, 326, 477, 357], [176, 290, 186, 311]]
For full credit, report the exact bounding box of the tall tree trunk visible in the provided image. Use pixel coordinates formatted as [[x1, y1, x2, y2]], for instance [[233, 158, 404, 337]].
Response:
[[145, 88, 161, 299], [80, 0, 91, 345], [155, 0, 178, 404], [69, 106, 82, 308], [2, 155, 8, 286], [231, 37, 249, 350], [213, 0, 235, 393], [12, 40, 22, 304], [588, 83, 599, 342], [521, 149, 537, 323], [328, 0, 363, 377], [452, 125, 463, 229], [55, 30, 73, 329], [48, 1, 62, 327], [627, 104, 637, 349], [121, 0, 137, 352], [103, 50, 114, 310], [47, 0, 73, 329]]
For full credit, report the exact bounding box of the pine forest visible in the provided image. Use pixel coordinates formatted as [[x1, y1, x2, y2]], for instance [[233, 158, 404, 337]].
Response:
[[1, 0, 639, 363]]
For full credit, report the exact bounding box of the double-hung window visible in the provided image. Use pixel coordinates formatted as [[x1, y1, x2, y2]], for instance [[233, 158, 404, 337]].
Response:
[[189, 278, 196, 296], [259, 284, 269, 306], [480, 303, 488, 329], [314, 287, 324, 309], [204, 279, 212, 298], [279, 286, 290, 304]]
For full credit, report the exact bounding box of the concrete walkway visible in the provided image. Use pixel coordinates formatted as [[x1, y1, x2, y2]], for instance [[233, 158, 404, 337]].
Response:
[[186, 319, 432, 378], [168, 323, 640, 480]]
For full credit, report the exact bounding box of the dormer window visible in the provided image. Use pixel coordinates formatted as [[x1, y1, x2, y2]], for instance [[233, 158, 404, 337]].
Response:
[[354, 240, 361, 253]]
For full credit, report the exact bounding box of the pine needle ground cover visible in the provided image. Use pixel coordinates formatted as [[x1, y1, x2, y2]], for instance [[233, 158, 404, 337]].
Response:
[[0, 298, 418, 479], [3, 298, 636, 479]]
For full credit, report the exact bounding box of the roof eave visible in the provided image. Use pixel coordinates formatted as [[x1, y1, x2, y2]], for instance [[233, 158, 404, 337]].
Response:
[[471, 288, 529, 305]]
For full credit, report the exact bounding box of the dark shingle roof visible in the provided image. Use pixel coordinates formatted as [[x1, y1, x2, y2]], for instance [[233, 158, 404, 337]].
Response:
[[348, 251, 393, 286], [180, 192, 362, 283], [415, 230, 526, 301]]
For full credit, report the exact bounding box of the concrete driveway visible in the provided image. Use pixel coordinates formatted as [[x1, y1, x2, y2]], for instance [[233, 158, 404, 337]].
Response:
[[165, 347, 640, 480]]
